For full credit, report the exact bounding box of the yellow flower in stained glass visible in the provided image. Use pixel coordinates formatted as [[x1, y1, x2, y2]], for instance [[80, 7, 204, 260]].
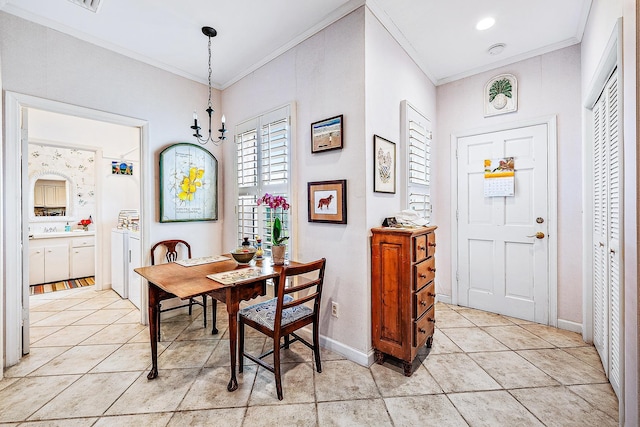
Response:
[[178, 167, 205, 201]]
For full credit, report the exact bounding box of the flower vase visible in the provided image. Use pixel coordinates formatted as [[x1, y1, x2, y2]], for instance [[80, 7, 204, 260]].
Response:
[[271, 244, 286, 265]]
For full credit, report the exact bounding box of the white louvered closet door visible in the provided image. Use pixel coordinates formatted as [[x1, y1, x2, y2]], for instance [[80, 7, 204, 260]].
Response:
[[592, 69, 622, 398]]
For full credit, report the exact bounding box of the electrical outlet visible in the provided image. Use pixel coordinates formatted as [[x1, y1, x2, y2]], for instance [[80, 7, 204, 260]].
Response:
[[331, 301, 339, 318]]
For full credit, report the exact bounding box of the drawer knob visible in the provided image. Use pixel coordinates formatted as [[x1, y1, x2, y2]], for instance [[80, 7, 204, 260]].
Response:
[[418, 328, 426, 334], [428, 318, 436, 323], [428, 267, 436, 272], [418, 245, 426, 251], [428, 242, 436, 247], [420, 300, 427, 306], [428, 292, 435, 297], [419, 273, 427, 279]]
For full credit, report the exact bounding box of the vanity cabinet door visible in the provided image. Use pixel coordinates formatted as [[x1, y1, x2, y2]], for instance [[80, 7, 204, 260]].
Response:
[[44, 244, 70, 283], [72, 246, 95, 279], [29, 247, 45, 285]]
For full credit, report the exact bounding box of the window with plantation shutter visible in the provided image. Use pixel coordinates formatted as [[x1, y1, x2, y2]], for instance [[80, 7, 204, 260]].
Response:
[[401, 100, 432, 223], [236, 105, 292, 253]]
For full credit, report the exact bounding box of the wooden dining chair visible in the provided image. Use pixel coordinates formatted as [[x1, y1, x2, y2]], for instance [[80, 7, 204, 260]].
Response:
[[238, 258, 326, 400], [150, 240, 217, 339]]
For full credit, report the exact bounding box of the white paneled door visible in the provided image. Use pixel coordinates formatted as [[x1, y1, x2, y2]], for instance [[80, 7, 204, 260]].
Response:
[[457, 124, 549, 323]]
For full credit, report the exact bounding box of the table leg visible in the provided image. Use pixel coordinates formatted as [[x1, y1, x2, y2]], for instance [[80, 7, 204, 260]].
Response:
[[226, 298, 240, 392], [147, 284, 159, 380]]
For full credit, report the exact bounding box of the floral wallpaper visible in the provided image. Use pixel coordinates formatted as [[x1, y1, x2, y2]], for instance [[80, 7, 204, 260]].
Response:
[[28, 144, 95, 229]]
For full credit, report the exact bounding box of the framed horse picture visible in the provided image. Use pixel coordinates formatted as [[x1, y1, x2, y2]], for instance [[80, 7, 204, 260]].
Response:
[[307, 180, 347, 224]]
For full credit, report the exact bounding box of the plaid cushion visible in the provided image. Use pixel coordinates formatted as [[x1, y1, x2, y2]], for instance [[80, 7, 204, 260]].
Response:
[[239, 295, 312, 330]]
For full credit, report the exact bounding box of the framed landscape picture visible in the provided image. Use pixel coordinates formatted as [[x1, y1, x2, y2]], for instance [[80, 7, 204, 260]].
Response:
[[159, 143, 218, 222], [307, 180, 347, 224], [311, 115, 343, 153]]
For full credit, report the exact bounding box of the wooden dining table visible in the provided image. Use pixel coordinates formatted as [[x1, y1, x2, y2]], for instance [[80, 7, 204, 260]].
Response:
[[134, 255, 299, 392]]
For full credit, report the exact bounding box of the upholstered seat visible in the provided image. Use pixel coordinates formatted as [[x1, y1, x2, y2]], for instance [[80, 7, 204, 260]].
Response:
[[239, 294, 312, 330]]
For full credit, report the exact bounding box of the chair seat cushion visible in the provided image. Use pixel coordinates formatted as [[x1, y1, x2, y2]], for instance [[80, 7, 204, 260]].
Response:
[[239, 295, 312, 330]]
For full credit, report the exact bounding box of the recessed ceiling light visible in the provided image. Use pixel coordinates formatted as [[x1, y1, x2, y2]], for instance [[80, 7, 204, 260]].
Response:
[[476, 17, 495, 31], [488, 43, 506, 55]]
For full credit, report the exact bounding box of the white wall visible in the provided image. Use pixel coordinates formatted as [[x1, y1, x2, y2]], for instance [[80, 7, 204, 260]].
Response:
[[435, 45, 583, 324], [0, 12, 224, 259], [364, 8, 437, 225], [581, 0, 638, 423], [222, 7, 369, 360]]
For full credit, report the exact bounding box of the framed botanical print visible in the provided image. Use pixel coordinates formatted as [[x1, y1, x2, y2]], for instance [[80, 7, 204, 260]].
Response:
[[373, 135, 396, 193], [159, 143, 218, 222]]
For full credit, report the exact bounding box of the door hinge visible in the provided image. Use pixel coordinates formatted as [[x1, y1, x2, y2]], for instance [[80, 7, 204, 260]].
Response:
[[456, 270, 459, 282], [456, 209, 459, 221], [22, 307, 29, 326]]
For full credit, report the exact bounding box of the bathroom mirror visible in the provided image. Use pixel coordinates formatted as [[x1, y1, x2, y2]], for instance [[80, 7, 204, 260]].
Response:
[[29, 171, 76, 222]]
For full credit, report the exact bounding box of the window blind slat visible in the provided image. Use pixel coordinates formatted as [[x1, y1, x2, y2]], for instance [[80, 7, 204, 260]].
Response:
[[404, 104, 432, 223]]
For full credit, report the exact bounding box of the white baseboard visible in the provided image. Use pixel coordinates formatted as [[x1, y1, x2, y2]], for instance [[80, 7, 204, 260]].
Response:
[[557, 318, 583, 334], [436, 294, 452, 304], [284, 327, 372, 367], [318, 334, 372, 367]]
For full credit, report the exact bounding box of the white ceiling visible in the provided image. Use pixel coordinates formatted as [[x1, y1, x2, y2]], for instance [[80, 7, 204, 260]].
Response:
[[1, 0, 592, 88]]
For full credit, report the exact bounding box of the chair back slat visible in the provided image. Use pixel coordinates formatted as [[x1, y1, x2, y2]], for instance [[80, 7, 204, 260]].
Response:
[[150, 239, 192, 265], [274, 258, 326, 330], [284, 278, 322, 295], [282, 292, 318, 309]]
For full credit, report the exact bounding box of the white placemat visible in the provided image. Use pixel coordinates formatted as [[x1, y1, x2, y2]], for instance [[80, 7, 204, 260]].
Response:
[[207, 267, 264, 285], [174, 255, 230, 267]]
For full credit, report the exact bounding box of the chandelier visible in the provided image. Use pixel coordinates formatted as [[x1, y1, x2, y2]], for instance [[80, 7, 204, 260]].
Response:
[[191, 26, 227, 145]]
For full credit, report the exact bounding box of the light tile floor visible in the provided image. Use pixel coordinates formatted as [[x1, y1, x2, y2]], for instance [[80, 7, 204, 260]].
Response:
[[0, 286, 619, 426]]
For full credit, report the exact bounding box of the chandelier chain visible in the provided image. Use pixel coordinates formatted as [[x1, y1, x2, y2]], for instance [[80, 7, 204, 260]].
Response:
[[190, 26, 227, 146], [207, 36, 213, 109]]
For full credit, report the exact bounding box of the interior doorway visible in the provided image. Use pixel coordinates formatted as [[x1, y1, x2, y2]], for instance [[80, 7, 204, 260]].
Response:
[[3, 92, 148, 367]]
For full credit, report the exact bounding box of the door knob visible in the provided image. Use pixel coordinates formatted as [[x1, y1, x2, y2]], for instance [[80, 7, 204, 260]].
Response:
[[526, 232, 545, 239]]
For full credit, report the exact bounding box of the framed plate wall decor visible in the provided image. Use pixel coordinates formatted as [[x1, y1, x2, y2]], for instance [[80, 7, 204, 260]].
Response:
[[159, 143, 218, 222], [484, 73, 518, 116]]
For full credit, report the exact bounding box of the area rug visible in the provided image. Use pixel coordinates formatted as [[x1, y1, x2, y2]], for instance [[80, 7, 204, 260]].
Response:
[[30, 277, 95, 295]]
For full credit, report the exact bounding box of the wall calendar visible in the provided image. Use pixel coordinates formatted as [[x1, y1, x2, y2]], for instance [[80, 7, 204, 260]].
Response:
[[484, 157, 515, 197]]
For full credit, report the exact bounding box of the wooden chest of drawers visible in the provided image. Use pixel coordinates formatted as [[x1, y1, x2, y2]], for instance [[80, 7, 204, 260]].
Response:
[[371, 226, 437, 376]]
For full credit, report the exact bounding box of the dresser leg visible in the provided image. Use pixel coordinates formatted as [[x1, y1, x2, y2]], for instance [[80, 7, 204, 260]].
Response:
[[426, 335, 434, 348], [403, 361, 413, 377], [374, 350, 385, 365]]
